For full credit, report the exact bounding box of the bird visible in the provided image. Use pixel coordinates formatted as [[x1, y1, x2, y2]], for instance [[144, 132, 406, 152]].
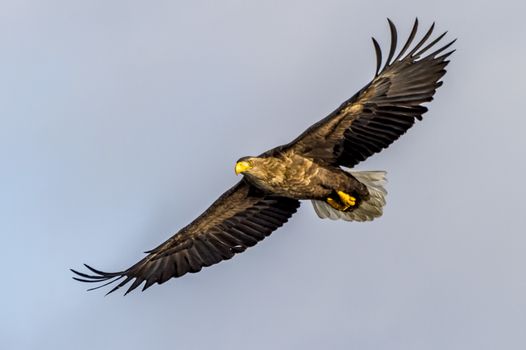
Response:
[[72, 19, 455, 295]]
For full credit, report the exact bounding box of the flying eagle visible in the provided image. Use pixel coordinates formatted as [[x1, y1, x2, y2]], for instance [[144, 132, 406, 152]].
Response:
[[72, 19, 454, 295]]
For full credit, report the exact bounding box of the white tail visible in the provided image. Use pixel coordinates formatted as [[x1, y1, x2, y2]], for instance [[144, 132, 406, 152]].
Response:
[[312, 170, 387, 222]]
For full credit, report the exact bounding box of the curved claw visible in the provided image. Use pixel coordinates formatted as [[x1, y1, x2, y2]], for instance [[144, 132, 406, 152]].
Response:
[[326, 191, 356, 212]]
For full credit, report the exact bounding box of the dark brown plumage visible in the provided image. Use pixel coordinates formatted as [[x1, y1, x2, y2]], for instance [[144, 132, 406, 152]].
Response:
[[72, 19, 454, 295], [73, 181, 299, 295]]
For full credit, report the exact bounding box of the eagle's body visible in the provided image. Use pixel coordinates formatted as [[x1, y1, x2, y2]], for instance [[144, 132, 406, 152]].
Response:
[[72, 19, 455, 295], [239, 150, 368, 202]]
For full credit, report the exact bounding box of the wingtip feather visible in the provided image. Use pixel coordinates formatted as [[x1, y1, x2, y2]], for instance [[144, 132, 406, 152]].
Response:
[[386, 18, 398, 66], [371, 37, 382, 76]]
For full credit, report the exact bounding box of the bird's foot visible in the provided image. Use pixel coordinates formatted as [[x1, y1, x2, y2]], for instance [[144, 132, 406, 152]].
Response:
[[326, 191, 356, 211], [337, 191, 356, 207]]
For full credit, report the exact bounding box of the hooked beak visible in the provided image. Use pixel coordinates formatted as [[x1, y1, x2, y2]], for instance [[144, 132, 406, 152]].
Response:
[[235, 161, 252, 175]]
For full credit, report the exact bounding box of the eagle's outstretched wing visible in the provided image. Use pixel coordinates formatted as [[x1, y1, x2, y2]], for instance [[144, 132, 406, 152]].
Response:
[[288, 19, 455, 167], [72, 180, 300, 295]]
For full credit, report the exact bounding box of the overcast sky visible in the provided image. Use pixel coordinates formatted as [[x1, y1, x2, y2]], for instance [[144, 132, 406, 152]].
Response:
[[2, 1, 526, 349]]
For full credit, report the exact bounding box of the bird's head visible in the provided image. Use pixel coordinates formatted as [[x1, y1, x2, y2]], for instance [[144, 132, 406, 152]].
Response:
[[235, 156, 278, 185], [235, 156, 256, 175]]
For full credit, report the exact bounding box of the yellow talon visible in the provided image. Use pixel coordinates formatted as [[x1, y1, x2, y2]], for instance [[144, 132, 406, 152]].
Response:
[[326, 191, 357, 212], [337, 191, 356, 207], [327, 197, 346, 211]]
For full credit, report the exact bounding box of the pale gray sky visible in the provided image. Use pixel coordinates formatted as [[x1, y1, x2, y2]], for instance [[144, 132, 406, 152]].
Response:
[[2, 1, 526, 349]]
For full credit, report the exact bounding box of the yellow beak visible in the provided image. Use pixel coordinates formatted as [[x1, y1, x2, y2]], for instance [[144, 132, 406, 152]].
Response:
[[235, 161, 252, 175]]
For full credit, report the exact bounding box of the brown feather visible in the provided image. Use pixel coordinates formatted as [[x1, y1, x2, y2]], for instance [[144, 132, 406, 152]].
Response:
[[71, 181, 299, 295], [287, 19, 454, 168]]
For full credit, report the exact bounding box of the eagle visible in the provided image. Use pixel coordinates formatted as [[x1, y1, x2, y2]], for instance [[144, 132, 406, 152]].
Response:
[[72, 19, 454, 295]]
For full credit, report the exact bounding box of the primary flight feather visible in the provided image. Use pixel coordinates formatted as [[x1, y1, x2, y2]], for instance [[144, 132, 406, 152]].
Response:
[[72, 19, 455, 295]]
